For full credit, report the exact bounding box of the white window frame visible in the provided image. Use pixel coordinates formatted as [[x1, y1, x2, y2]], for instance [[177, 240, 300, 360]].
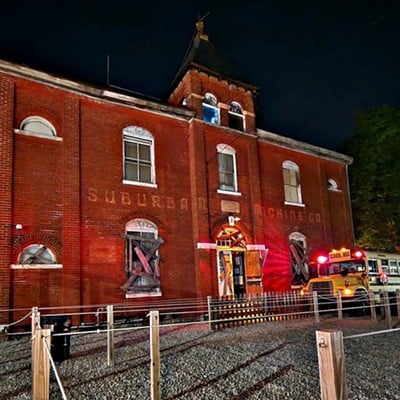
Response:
[[202, 93, 220, 125], [283, 160, 303, 206], [327, 178, 340, 191], [123, 126, 156, 188], [124, 218, 161, 298], [228, 101, 245, 131], [217, 144, 240, 195], [17, 116, 61, 141]]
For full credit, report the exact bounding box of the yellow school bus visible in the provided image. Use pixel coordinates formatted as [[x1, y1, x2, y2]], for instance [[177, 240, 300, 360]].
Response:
[[301, 248, 369, 313]]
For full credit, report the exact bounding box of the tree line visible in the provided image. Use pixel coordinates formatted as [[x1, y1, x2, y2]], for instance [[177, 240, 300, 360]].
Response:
[[339, 105, 400, 252]]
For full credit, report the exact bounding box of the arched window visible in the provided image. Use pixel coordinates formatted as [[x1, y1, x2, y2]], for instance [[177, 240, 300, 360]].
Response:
[[282, 160, 302, 204], [217, 144, 238, 193], [202, 93, 220, 124], [122, 219, 162, 297], [20, 116, 56, 137], [123, 126, 155, 186], [327, 178, 339, 191], [228, 101, 245, 131], [18, 244, 57, 265], [288, 232, 309, 286]]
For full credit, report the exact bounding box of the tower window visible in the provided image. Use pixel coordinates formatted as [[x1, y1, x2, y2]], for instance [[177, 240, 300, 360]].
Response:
[[228, 102, 245, 131], [202, 93, 220, 125]]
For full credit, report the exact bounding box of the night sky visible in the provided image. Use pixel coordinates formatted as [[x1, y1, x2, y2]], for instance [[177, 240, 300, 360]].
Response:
[[1, 0, 399, 150]]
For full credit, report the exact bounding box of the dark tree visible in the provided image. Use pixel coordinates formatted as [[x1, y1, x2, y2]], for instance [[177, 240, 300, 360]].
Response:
[[339, 105, 400, 252]]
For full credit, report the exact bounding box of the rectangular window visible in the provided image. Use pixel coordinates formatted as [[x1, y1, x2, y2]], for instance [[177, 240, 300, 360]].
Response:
[[368, 259, 378, 273], [202, 103, 220, 124], [381, 259, 388, 273], [228, 113, 244, 131], [283, 168, 300, 203], [218, 152, 236, 191], [125, 231, 161, 296], [389, 260, 397, 274], [124, 137, 152, 183]]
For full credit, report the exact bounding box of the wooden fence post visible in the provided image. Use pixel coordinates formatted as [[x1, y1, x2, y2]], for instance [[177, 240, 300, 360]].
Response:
[[31, 306, 41, 396], [382, 291, 392, 329], [32, 328, 51, 400], [313, 291, 320, 324], [316, 330, 347, 400], [107, 305, 114, 367], [368, 290, 377, 323], [207, 295, 213, 331], [31, 306, 40, 338], [149, 311, 160, 400], [336, 291, 343, 320]]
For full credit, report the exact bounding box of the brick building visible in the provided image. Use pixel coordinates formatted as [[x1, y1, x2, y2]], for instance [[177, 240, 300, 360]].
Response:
[[0, 23, 354, 323]]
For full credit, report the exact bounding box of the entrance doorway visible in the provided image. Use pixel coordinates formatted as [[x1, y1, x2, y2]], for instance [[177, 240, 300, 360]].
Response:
[[216, 224, 247, 297], [217, 250, 246, 296]]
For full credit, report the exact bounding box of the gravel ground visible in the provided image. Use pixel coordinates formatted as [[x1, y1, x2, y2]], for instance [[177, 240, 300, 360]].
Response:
[[0, 316, 399, 400]]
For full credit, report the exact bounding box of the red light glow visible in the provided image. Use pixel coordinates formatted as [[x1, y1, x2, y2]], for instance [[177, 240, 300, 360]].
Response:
[[317, 255, 328, 264], [353, 250, 364, 258]]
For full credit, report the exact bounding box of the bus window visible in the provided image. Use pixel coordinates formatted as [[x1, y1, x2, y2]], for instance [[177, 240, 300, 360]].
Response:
[[368, 259, 378, 274], [330, 264, 340, 275], [389, 260, 397, 274], [381, 259, 389, 273]]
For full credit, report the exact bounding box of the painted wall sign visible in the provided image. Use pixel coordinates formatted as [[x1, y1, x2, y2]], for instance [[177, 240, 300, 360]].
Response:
[[87, 187, 190, 210], [254, 204, 322, 224]]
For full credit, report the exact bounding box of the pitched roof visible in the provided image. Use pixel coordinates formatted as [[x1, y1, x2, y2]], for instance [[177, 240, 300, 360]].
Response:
[[172, 21, 257, 92]]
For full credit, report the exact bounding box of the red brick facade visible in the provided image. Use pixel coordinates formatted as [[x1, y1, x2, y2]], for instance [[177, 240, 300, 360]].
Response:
[[0, 51, 354, 324]]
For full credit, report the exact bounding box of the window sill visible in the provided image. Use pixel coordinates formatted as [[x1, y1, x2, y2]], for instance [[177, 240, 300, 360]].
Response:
[[123, 180, 158, 189], [11, 264, 63, 269], [125, 290, 162, 298], [14, 129, 63, 141], [284, 201, 305, 207], [217, 189, 242, 196], [328, 188, 342, 193]]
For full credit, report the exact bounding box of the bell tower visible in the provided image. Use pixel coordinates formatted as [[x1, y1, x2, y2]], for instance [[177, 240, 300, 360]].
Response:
[[168, 21, 258, 133]]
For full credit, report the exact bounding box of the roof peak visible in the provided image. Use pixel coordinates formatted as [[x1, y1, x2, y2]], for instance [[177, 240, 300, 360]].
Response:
[[170, 20, 258, 93]]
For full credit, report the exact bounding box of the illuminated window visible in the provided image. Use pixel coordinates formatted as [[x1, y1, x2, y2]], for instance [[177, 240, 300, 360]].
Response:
[[217, 144, 238, 193], [282, 160, 302, 204], [123, 126, 155, 185], [19, 244, 57, 265], [228, 101, 245, 131], [20, 116, 56, 137], [123, 219, 162, 297], [202, 93, 220, 124]]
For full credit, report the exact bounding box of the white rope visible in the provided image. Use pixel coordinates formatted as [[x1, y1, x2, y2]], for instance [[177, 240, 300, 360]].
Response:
[[2, 310, 33, 328], [345, 326, 400, 340], [42, 335, 68, 400]]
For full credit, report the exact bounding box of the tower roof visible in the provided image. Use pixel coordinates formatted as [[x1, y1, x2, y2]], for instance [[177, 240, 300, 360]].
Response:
[[172, 21, 257, 92]]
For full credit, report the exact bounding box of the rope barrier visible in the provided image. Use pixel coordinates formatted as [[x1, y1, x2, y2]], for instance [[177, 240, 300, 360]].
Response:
[[344, 326, 400, 340], [0, 310, 32, 330], [42, 335, 68, 400]]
